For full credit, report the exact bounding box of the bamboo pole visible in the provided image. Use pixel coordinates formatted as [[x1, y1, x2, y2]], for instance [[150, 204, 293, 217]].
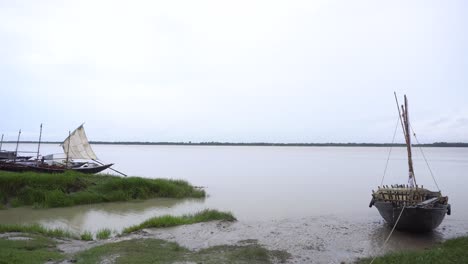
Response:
[[36, 124, 43, 159], [92, 159, 127, 177], [14, 129, 21, 163]]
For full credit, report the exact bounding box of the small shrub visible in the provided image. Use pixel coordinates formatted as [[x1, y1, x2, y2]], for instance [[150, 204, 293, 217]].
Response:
[[81, 231, 93, 241], [96, 228, 112, 240], [123, 209, 236, 233]]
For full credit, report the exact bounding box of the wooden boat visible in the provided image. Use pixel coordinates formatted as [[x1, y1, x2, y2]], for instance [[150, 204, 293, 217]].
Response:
[[72, 163, 114, 174], [0, 160, 113, 174], [60, 124, 114, 174], [369, 94, 450, 231], [0, 125, 116, 175]]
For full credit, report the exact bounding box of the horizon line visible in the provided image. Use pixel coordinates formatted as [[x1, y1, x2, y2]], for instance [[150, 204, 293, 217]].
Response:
[[1, 141, 468, 147]]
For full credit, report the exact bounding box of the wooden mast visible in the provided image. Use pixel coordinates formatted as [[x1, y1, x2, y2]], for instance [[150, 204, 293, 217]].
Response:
[[36, 124, 43, 159], [402, 95, 416, 187], [394, 93, 417, 187], [65, 131, 71, 168], [14, 129, 21, 163]]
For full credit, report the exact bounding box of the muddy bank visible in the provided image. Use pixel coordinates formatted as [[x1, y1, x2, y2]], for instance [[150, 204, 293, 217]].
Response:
[[130, 217, 467, 263], [56, 215, 468, 264]]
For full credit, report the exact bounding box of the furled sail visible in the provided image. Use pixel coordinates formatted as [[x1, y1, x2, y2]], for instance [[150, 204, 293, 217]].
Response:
[[62, 125, 97, 160]]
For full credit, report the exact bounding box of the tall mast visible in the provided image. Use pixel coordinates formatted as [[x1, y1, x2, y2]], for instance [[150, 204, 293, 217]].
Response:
[[65, 131, 71, 168], [394, 92, 407, 142], [402, 95, 416, 187], [0, 134, 3, 151], [14, 129, 21, 163], [36, 124, 43, 159]]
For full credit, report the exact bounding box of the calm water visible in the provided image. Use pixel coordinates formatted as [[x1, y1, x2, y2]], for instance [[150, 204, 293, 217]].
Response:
[[1, 144, 467, 262]]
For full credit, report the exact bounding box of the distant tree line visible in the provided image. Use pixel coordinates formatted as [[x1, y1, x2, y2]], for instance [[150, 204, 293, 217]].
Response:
[[4, 141, 468, 147]]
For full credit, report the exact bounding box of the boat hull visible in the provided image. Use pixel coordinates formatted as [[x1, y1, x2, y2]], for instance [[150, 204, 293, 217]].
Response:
[[72, 163, 113, 174], [0, 162, 113, 174], [374, 201, 448, 231]]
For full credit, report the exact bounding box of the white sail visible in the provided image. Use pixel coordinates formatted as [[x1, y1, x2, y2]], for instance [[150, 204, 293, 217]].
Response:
[[62, 125, 97, 160]]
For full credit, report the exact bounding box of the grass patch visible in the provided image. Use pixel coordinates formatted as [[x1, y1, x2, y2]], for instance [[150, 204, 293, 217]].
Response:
[[355, 236, 468, 264], [0, 170, 205, 208], [80, 231, 93, 241], [0, 223, 76, 239], [123, 209, 236, 234], [0, 234, 64, 264], [75, 238, 290, 264], [96, 229, 112, 240]]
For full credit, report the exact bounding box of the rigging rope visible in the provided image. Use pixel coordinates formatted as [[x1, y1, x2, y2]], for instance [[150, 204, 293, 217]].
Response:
[[380, 117, 400, 186], [409, 125, 441, 191], [369, 205, 406, 264]]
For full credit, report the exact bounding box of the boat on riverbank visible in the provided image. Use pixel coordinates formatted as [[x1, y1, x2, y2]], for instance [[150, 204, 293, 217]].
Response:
[[0, 125, 114, 174], [369, 94, 451, 231]]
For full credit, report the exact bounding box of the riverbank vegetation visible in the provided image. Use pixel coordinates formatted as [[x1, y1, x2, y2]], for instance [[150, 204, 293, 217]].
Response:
[[80, 231, 93, 241], [0, 223, 76, 239], [0, 234, 289, 264], [0, 234, 64, 264], [356, 236, 468, 264], [0, 171, 205, 208], [123, 209, 236, 233], [96, 228, 112, 240], [0, 209, 234, 240]]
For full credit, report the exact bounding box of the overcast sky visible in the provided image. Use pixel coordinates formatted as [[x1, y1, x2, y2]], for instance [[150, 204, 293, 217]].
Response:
[[0, 0, 467, 143]]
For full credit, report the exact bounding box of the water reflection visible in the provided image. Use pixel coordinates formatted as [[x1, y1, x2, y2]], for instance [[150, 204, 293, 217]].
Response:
[[0, 198, 206, 233], [368, 223, 445, 254]]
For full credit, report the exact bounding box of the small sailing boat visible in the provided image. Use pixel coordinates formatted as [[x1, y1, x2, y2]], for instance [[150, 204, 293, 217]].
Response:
[[56, 124, 114, 174], [369, 94, 451, 231]]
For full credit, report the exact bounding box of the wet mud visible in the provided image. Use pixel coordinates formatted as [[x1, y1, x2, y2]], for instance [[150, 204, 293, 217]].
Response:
[[56, 215, 468, 264]]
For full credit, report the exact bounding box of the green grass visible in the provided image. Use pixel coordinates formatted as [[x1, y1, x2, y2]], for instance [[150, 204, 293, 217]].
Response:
[[123, 209, 236, 234], [0, 171, 205, 208], [80, 231, 93, 241], [0, 234, 64, 264], [0, 223, 76, 239], [356, 236, 468, 264], [96, 228, 112, 240], [75, 238, 290, 264]]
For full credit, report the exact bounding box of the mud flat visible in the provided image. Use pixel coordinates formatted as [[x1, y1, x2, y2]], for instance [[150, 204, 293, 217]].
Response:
[[124, 216, 468, 264], [2, 215, 468, 264]]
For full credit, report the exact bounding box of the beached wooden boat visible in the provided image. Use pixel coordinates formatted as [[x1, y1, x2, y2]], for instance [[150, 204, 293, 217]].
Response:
[[0, 160, 113, 174], [369, 94, 450, 231], [0, 124, 117, 175]]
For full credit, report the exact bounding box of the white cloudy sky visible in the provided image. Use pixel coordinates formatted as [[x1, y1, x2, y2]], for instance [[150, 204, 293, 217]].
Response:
[[0, 0, 467, 143]]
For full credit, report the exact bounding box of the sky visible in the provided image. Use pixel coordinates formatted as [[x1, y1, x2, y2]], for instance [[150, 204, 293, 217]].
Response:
[[0, 0, 467, 143]]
